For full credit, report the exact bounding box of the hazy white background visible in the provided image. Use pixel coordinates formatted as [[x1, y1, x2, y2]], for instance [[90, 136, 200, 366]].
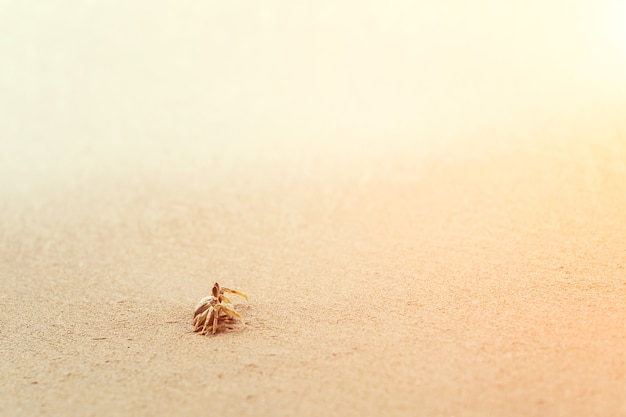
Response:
[[1, 1, 625, 190]]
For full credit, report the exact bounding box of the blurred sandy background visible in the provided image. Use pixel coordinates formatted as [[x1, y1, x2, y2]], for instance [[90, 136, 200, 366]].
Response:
[[1, 1, 626, 416]]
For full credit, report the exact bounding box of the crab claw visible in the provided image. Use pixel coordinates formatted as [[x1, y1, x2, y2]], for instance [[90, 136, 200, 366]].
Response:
[[221, 288, 248, 302]]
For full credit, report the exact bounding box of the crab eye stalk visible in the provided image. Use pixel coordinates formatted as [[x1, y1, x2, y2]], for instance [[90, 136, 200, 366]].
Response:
[[212, 282, 220, 298]]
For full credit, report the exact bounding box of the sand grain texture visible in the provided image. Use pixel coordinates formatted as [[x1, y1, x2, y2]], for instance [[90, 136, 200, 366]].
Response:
[[2, 2, 626, 416], [3, 131, 626, 417]]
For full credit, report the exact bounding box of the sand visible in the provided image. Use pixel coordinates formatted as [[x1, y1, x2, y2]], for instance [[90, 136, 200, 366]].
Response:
[[2, 2, 626, 416]]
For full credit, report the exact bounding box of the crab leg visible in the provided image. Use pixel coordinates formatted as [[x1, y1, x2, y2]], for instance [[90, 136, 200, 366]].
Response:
[[221, 288, 248, 302], [220, 305, 245, 325], [211, 305, 223, 334], [219, 294, 233, 305], [201, 306, 217, 335], [193, 306, 210, 331]]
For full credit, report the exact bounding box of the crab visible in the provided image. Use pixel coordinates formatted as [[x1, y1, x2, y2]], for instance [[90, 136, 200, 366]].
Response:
[[193, 282, 248, 335]]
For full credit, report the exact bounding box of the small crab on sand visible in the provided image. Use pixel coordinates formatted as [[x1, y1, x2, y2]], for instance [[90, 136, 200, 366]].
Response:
[[193, 282, 248, 335]]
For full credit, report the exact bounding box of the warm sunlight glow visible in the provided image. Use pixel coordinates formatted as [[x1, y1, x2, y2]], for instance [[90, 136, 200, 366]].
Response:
[[608, 2, 626, 57]]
